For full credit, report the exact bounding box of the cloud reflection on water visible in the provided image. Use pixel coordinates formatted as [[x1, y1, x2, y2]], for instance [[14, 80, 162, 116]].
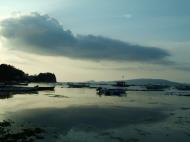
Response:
[[7, 106, 168, 134]]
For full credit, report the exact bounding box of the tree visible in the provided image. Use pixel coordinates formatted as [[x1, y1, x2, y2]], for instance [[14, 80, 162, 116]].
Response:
[[0, 64, 27, 82], [0, 64, 57, 83], [30, 73, 57, 82]]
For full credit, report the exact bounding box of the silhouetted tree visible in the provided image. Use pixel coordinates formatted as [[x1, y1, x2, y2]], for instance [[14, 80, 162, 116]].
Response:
[[30, 73, 56, 82], [0, 64, 27, 82], [0, 64, 57, 83]]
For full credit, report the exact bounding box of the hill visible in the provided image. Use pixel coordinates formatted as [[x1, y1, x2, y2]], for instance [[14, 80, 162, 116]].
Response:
[[125, 78, 181, 86]]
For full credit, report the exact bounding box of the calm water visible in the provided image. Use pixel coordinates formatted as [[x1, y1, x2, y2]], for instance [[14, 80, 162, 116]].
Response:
[[0, 85, 190, 142]]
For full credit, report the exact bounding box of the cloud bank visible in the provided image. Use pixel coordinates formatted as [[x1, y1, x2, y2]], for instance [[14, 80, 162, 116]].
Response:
[[0, 13, 171, 63]]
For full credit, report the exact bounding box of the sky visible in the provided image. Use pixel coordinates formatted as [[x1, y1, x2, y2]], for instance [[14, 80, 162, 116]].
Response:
[[0, 0, 190, 82]]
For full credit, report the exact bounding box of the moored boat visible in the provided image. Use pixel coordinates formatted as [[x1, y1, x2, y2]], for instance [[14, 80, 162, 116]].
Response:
[[35, 86, 55, 91], [0, 85, 55, 93], [0, 86, 37, 92], [97, 87, 127, 96]]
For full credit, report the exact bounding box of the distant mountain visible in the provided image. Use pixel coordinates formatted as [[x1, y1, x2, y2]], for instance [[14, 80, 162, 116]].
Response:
[[125, 79, 181, 86], [88, 78, 183, 86]]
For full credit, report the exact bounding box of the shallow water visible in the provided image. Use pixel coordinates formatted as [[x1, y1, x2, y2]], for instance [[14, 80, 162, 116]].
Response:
[[0, 85, 190, 142]]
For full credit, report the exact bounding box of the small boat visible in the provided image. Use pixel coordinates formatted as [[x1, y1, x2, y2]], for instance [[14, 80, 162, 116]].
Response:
[[0, 82, 29, 86], [35, 86, 55, 91], [0, 86, 37, 92], [0, 85, 55, 93], [113, 81, 130, 87], [97, 87, 127, 96], [67, 83, 89, 88]]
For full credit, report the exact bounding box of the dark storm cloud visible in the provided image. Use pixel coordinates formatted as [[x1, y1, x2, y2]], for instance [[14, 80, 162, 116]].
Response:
[[0, 13, 171, 63]]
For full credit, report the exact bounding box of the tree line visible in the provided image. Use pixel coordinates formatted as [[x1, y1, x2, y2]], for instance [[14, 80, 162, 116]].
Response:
[[0, 64, 56, 83]]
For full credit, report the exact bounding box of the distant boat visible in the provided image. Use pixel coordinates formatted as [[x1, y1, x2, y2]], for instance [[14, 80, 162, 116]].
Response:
[[113, 81, 130, 87], [35, 86, 55, 91], [0, 86, 37, 92], [96, 87, 127, 96], [165, 91, 190, 96], [145, 85, 169, 91], [175, 85, 190, 91], [0, 82, 29, 86], [67, 83, 89, 88], [0, 85, 55, 92], [165, 87, 190, 96]]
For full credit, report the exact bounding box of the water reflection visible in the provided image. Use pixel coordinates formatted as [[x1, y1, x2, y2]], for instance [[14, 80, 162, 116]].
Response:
[[0, 91, 38, 99], [97, 92, 127, 97], [0, 92, 13, 99], [0, 86, 190, 142], [7, 106, 168, 134], [44, 93, 69, 98]]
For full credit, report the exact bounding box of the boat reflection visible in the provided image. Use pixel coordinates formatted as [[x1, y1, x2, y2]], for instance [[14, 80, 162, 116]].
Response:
[[0, 91, 38, 99], [0, 92, 13, 99]]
